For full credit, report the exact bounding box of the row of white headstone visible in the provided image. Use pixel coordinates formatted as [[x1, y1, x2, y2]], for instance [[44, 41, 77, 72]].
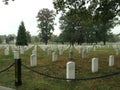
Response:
[[30, 45, 70, 66], [67, 55, 115, 80], [75, 45, 119, 59], [28, 55, 115, 80], [4, 45, 34, 56], [38, 45, 69, 55]]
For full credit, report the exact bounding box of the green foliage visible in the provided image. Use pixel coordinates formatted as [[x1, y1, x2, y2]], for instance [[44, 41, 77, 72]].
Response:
[[3, 0, 14, 5], [53, 0, 120, 45], [5, 34, 16, 44], [16, 21, 28, 46], [59, 8, 93, 45], [108, 33, 120, 42], [26, 31, 31, 43], [31, 36, 39, 43], [36, 8, 56, 45]]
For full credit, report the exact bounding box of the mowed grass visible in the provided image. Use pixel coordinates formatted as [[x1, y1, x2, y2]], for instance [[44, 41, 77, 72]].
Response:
[[0, 44, 120, 90]]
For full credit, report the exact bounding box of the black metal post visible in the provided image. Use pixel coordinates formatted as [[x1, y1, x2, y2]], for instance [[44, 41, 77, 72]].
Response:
[[15, 58, 22, 86]]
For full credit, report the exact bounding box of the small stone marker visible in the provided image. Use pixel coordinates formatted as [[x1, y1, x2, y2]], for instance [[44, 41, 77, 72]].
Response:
[[30, 54, 37, 66], [92, 58, 98, 73], [32, 49, 37, 59], [52, 51, 57, 62], [66, 61, 75, 81], [32, 49, 37, 56], [4, 48, 9, 55], [82, 49, 86, 59], [20, 46, 24, 54], [69, 49, 73, 60], [109, 55, 114, 66], [59, 48, 63, 55], [13, 51, 19, 59]]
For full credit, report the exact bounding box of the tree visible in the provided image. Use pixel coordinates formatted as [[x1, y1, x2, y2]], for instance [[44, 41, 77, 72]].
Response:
[[53, 0, 120, 45], [26, 31, 31, 43], [31, 36, 39, 43], [3, 0, 14, 5], [36, 8, 56, 45], [59, 7, 92, 45], [16, 21, 28, 46], [6, 34, 16, 44], [89, 0, 120, 45]]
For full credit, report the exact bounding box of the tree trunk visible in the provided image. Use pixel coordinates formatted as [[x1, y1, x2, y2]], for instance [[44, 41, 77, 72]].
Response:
[[45, 40, 48, 45], [103, 40, 106, 45]]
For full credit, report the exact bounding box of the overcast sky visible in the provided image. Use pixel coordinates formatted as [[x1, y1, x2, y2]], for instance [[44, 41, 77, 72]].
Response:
[[0, 0, 120, 36], [0, 0, 61, 36]]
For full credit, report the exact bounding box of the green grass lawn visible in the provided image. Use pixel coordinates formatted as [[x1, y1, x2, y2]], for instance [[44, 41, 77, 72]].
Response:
[[0, 44, 120, 90]]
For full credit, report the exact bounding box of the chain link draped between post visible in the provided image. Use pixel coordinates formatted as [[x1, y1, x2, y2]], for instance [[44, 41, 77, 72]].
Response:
[[22, 63, 120, 81], [0, 63, 15, 73]]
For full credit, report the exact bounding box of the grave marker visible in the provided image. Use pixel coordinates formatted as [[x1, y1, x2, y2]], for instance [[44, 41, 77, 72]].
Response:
[[52, 51, 57, 62], [82, 49, 86, 59], [92, 58, 98, 73], [66, 61, 75, 81], [14, 51, 19, 59], [109, 55, 114, 66], [30, 54, 37, 66], [4, 48, 9, 55]]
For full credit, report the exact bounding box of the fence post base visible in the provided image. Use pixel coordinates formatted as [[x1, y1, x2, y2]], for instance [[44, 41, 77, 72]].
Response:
[[15, 58, 22, 87]]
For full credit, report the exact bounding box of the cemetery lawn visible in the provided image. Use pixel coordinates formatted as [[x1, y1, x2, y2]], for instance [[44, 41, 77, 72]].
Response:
[[0, 45, 120, 90]]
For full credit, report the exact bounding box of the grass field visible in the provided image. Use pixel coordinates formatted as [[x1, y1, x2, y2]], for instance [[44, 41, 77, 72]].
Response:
[[0, 44, 120, 90]]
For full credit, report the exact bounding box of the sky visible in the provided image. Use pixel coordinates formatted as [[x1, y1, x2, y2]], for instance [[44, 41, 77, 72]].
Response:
[[0, 0, 120, 36], [0, 0, 61, 36]]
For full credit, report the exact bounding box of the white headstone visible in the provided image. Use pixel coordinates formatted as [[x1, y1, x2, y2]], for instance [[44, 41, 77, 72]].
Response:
[[30, 54, 37, 67], [92, 58, 98, 73], [32, 50, 37, 55], [69, 49, 73, 59], [109, 55, 114, 66], [82, 49, 86, 59], [13, 51, 19, 59], [4, 48, 9, 55], [52, 52, 57, 62], [59, 48, 63, 55], [93, 46, 96, 51], [66, 61, 75, 81], [20, 46, 24, 54], [34, 45, 37, 51]]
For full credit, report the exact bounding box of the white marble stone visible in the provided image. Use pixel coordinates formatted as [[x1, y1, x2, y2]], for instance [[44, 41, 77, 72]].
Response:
[[59, 48, 63, 55], [69, 49, 73, 59], [82, 49, 86, 59], [66, 61, 75, 81], [4, 48, 9, 55], [30, 54, 37, 66], [52, 51, 57, 62], [109, 55, 114, 66], [92, 58, 98, 73], [20, 46, 24, 54], [13, 51, 19, 59]]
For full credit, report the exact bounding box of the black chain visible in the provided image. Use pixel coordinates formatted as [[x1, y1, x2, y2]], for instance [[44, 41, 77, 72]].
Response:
[[22, 64, 120, 81], [0, 63, 15, 73]]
